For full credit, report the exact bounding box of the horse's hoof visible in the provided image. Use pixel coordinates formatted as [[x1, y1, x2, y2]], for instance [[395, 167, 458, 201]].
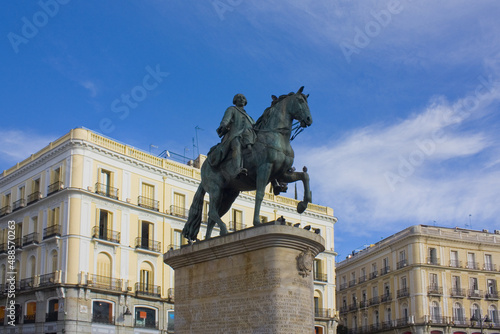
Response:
[[297, 201, 308, 214]]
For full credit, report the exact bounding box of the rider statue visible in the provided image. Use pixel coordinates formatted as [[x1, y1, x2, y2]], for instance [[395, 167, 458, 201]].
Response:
[[214, 93, 256, 178]]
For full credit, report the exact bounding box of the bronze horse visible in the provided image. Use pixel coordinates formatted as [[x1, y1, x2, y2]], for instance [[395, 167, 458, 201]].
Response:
[[182, 87, 313, 241]]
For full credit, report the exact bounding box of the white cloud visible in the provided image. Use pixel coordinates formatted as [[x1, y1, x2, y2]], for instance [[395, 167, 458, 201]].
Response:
[[295, 74, 500, 236], [80, 80, 98, 97], [0, 129, 57, 169]]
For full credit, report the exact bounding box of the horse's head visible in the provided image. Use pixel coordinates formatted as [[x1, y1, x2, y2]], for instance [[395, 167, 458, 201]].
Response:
[[290, 86, 312, 128]]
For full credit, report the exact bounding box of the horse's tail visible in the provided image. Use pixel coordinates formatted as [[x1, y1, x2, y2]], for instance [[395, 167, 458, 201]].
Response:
[[182, 184, 206, 241]]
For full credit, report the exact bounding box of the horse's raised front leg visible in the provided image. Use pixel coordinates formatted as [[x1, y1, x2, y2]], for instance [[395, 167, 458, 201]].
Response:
[[253, 163, 273, 226], [280, 166, 312, 214]]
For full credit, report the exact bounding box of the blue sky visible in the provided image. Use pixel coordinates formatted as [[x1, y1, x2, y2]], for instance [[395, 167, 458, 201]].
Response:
[[1, 1, 500, 260]]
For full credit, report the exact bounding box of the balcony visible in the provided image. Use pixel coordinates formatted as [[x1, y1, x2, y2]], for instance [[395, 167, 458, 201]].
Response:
[[95, 182, 119, 200], [0, 243, 6, 255], [359, 300, 368, 308], [485, 291, 499, 300], [467, 261, 480, 270], [449, 259, 462, 268], [19, 277, 35, 290], [348, 303, 358, 312], [339, 283, 347, 291], [381, 293, 392, 303], [135, 238, 161, 253], [381, 266, 390, 275], [138, 196, 159, 211], [468, 289, 484, 299], [92, 226, 120, 243], [314, 308, 331, 318], [484, 263, 497, 271], [43, 225, 62, 239], [14, 237, 22, 249], [47, 181, 63, 195], [349, 279, 356, 287], [167, 288, 174, 302], [0, 205, 11, 217], [358, 275, 366, 284], [228, 221, 247, 232], [27, 191, 42, 205], [87, 274, 123, 292], [369, 271, 378, 280], [314, 272, 328, 282], [134, 318, 159, 329], [12, 199, 26, 211], [369, 296, 380, 306], [427, 257, 440, 265], [135, 282, 161, 298], [428, 285, 443, 296], [339, 306, 348, 314], [22, 232, 40, 246], [427, 316, 448, 325], [397, 259, 408, 269], [397, 317, 411, 327], [92, 314, 115, 325], [381, 321, 393, 330], [450, 288, 466, 298], [170, 205, 188, 218], [24, 314, 36, 324], [39, 272, 57, 287], [397, 287, 410, 298], [46, 311, 58, 322]]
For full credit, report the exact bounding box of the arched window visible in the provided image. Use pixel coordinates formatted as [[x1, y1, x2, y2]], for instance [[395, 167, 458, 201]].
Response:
[[471, 303, 480, 321], [46, 298, 59, 322], [430, 301, 441, 322], [97, 252, 112, 278], [453, 302, 465, 324], [92, 300, 114, 324], [27, 256, 36, 277], [314, 290, 322, 316], [25, 301, 36, 324], [138, 262, 154, 293], [135, 306, 157, 329], [48, 250, 58, 273], [489, 305, 498, 324], [386, 307, 392, 322], [374, 310, 379, 325], [401, 303, 409, 322]]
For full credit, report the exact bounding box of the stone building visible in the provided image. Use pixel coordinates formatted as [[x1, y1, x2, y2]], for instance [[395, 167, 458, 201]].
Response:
[[336, 224, 500, 334], [0, 127, 337, 333]]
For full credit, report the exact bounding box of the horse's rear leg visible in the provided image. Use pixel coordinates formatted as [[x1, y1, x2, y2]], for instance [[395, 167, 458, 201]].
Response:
[[206, 189, 228, 239], [253, 163, 273, 226]]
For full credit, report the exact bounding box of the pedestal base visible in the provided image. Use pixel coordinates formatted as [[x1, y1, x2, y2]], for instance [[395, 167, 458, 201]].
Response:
[[164, 223, 325, 333]]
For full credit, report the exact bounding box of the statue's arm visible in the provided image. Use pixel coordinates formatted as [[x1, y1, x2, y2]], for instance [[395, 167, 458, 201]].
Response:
[[217, 107, 234, 137]]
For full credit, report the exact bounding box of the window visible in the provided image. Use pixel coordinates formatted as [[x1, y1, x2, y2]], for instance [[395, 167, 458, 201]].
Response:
[[429, 273, 438, 289], [140, 221, 154, 249], [19, 186, 25, 200], [374, 310, 379, 325], [386, 307, 392, 322], [401, 276, 407, 289], [27, 256, 36, 278], [135, 307, 157, 329], [25, 301, 36, 323], [139, 183, 158, 211], [471, 303, 480, 320], [232, 209, 243, 231], [489, 305, 498, 324], [46, 299, 59, 322], [52, 168, 61, 184], [259, 215, 268, 223], [470, 277, 479, 291], [428, 247, 438, 264], [48, 207, 60, 227], [430, 301, 440, 322], [372, 286, 378, 297], [485, 254, 493, 271], [453, 302, 464, 323], [384, 283, 390, 296], [167, 310, 174, 331], [98, 210, 111, 239], [92, 300, 113, 324], [139, 262, 154, 293], [97, 253, 112, 279], [173, 192, 186, 216], [487, 279, 497, 295], [452, 276, 461, 291], [467, 252, 476, 269], [450, 250, 459, 267], [48, 250, 58, 273]]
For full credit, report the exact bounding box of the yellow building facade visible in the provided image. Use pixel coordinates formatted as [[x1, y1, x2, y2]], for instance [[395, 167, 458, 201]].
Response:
[[0, 128, 337, 334], [336, 225, 500, 334]]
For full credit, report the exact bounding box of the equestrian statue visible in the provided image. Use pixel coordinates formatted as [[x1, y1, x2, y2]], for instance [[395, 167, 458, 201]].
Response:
[[182, 86, 313, 241]]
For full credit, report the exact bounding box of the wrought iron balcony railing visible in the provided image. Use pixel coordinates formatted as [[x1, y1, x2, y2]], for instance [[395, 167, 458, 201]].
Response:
[[92, 226, 120, 243], [314, 308, 330, 318], [23, 232, 40, 246], [39, 272, 57, 287], [397, 287, 410, 298], [358, 275, 366, 284], [339, 283, 347, 291], [484, 263, 497, 271], [0, 205, 11, 217], [0, 243, 7, 254], [170, 205, 188, 218], [485, 291, 499, 300], [95, 182, 119, 199], [92, 314, 115, 325], [134, 318, 159, 329], [135, 282, 161, 298], [138, 196, 159, 211], [87, 274, 122, 292], [450, 288, 466, 298], [369, 296, 380, 306], [397, 259, 408, 269], [228, 221, 246, 232], [381, 266, 390, 275], [135, 237, 161, 252], [47, 181, 63, 195], [43, 225, 61, 239], [468, 289, 484, 299], [428, 285, 443, 295], [449, 259, 462, 268], [427, 257, 440, 265], [349, 279, 356, 287], [467, 261, 480, 270], [27, 191, 42, 205], [20, 277, 35, 290], [314, 272, 328, 282], [369, 271, 378, 280], [381, 293, 392, 303], [12, 199, 26, 211]]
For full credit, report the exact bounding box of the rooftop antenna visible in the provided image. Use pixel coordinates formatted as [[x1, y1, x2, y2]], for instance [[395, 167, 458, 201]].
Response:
[[195, 126, 204, 157], [468, 214, 472, 229]]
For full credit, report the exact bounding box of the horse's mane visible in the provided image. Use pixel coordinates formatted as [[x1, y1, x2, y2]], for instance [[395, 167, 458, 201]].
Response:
[[254, 92, 295, 130]]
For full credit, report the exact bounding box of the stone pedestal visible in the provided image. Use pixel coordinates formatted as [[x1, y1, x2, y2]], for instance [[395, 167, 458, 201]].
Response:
[[164, 223, 325, 333]]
